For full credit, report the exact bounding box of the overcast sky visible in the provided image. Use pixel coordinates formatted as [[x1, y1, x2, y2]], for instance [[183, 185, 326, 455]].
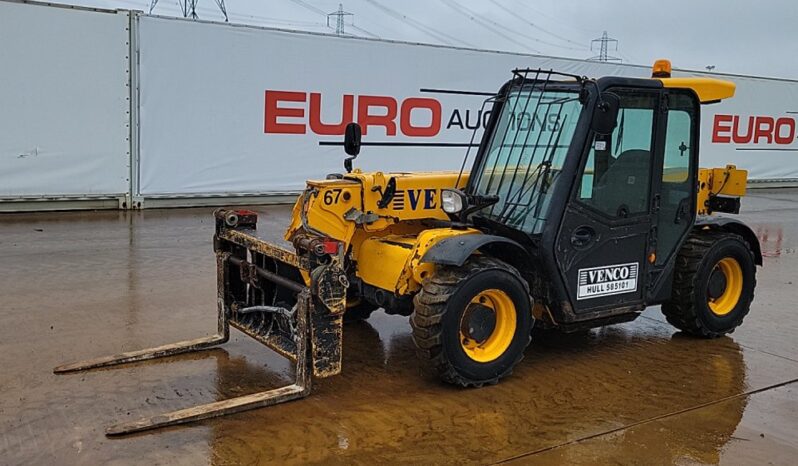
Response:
[[62, 0, 798, 79]]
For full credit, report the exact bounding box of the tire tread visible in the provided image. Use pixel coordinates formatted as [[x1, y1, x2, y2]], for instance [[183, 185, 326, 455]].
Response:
[[410, 256, 531, 387], [661, 230, 756, 338]]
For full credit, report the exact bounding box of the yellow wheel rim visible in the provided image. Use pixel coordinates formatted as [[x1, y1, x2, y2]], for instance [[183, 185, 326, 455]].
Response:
[[708, 257, 743, 316], [459, 289, 517, 363]]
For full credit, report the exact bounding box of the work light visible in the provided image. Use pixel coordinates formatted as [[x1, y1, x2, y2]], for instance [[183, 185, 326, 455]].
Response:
[[441, 189, 466, 214]]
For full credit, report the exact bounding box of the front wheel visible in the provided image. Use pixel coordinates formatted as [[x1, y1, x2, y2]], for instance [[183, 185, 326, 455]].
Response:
[[662, 231, 757, 338], [410, 257, 533, 387]]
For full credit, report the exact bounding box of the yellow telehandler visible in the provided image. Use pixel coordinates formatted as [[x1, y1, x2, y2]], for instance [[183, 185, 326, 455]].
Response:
[[56, 60, 760, 435]]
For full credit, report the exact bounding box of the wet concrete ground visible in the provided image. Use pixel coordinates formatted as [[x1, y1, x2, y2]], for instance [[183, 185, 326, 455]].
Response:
[[1, 189, 797, 465]]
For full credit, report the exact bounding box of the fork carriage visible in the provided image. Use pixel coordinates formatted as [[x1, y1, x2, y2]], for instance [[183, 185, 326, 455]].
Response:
[[54, 209, 345, 436]]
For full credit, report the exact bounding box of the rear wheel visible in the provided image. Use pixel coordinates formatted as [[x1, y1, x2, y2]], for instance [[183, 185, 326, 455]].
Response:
[[411, 256, 533, 387], [662, 231, 756, 338]]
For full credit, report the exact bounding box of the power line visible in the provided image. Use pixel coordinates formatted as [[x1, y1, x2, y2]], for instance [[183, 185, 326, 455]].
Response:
[[617, 51, 637, 64], [285, 0, 327, 16], [511, 2, 591, 39], [588, 31, 621, 62], [224, 12, 327, 29], [348, 24, 380, 39], [438, 0, 541, 53], [361, 0, 476, 48], [464, 0, 585, 52], [346, 24, 383, 40], [486, 0, 588, 51]]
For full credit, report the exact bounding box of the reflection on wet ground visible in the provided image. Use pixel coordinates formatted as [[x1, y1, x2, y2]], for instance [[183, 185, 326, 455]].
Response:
[[1, 189, 797, 465]]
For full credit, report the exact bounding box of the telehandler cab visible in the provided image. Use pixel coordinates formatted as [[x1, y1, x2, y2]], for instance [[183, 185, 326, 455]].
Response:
[[56, 60, 760, 435]]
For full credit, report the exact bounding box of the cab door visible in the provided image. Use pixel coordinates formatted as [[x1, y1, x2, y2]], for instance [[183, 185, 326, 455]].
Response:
[[555, 88, 663, 314], [651, 91, 699, 266]]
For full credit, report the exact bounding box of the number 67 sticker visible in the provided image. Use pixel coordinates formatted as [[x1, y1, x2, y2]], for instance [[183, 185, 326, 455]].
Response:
[[323, 189, 343, 205]]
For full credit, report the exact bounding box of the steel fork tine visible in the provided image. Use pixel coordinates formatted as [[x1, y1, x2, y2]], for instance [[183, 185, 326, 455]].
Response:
[[53, 335, 228, 374], [104, 291, 312, 436]]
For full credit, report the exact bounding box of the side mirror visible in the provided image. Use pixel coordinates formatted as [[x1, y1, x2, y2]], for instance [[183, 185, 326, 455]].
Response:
[[591, 92, 620, 135], [343, 122, 361, 173], [344, 122, 361, 156]]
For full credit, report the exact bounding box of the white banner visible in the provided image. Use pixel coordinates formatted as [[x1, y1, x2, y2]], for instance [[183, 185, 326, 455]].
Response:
[[0, 2, 131, 198], [137, 17, 798, 196], [3, 4, 795, 202]]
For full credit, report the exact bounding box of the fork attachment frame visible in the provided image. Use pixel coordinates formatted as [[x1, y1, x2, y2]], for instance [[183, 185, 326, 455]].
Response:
[[53, 209, 346, 436]]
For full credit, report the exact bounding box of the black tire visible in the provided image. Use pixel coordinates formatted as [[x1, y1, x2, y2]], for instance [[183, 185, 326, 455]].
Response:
[[410, 256, 533, 387], [343, 301, 378, 323], [662, 230, 756, 338]]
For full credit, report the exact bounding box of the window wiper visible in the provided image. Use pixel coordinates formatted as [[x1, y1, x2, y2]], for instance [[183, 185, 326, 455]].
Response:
[[496, 160, 548, 222], [500, 113, 568, 224]]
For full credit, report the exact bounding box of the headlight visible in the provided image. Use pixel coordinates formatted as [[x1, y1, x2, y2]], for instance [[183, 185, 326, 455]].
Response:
[[441, 189, 466, 214]]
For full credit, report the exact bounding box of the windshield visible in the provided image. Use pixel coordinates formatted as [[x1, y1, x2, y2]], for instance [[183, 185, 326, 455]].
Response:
[[471, 87, 583, 234]]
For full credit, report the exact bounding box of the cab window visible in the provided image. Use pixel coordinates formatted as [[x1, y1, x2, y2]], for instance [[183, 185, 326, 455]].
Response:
[[655, 93, 696, 264], [578, 90, 658, 218]]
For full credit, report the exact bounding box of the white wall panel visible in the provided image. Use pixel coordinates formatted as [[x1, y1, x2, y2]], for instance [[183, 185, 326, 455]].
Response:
[[3, 3, 796, 204], [0, 2, 131, 198], [137, 17, 798, 196]]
